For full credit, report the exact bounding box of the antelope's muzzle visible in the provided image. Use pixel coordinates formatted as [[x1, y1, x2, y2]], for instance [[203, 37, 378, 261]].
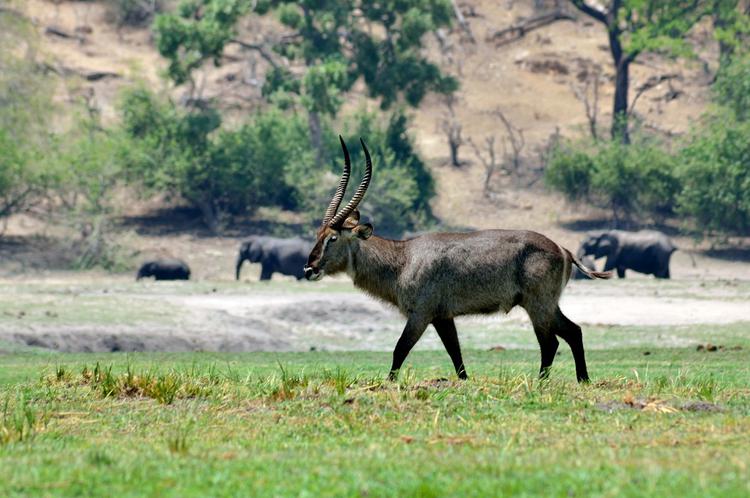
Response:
[[303, 266, 321, 281]]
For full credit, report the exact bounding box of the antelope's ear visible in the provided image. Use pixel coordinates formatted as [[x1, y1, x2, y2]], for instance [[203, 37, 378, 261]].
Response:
[[342, 209, 360, 229], [353, 223, 373, 240]]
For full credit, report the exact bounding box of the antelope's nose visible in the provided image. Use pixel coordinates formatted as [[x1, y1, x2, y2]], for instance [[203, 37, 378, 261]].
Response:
[[304, 266, 315, 280]]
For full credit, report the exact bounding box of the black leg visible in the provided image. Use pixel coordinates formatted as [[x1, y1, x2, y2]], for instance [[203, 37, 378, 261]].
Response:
[[389, 316, 429, 380], [617, 267, 626, 278], [535, 329, 559, 380], [235, 256, 245, 281], [260, 264, 272, 281], [554, 308, 589, 383], [432, 318, 468, 379]]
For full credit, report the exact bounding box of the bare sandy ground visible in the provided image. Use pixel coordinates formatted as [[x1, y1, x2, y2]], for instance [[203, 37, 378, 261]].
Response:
[[1, 274, 748, 353]]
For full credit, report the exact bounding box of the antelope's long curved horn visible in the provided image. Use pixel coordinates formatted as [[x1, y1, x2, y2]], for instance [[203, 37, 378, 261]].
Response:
[[322, 136, 351, 226], [329, 138, 372, 227]]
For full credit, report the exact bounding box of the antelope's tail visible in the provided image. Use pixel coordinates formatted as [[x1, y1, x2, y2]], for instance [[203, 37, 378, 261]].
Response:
[[565, 248, 613, 280]]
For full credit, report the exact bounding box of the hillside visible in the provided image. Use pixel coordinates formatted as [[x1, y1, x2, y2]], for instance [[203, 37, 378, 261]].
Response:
[[5, 0, 745, 279]]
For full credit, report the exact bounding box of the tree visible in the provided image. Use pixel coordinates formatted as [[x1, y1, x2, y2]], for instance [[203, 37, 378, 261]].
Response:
[[0, 7, 57, 221], [569, 0, 705, 143], [545, 138, 680, 223], [710, 0, 750, 67], [714, 51, 750, 121], [677, 111, 750, 236], [119, 87, 315, 231], [155, 0, 458, 165]]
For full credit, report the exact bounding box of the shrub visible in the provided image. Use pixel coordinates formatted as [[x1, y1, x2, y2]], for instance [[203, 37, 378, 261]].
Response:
[[337, 109, 435, 236], [119, 88, 315, 230], [545, 148, 595, 202], [677, 112, 750, 236], [545, 139, 679, 222], [714, 52, 750, 122], [105, 0, 168, 27]]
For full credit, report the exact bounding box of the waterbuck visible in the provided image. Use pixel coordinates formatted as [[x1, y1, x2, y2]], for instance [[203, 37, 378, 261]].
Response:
[[304, 137, 611, 382]]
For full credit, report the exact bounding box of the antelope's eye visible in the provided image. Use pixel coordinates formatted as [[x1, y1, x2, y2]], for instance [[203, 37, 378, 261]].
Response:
[[330, 235, 338, 242]]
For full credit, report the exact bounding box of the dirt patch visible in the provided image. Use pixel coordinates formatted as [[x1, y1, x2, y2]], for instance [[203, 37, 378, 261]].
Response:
[[2, 323, 289, 353], [0, 275, 748, 353], [595, 398, 722, 414]]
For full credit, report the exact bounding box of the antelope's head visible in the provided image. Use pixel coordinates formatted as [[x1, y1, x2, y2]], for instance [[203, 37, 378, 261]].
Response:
[[304, 137, 373, 281]]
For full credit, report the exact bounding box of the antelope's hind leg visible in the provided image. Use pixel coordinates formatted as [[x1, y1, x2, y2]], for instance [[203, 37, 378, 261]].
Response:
[[389, 315, 430, 381], [525, 304, 560, 380], [432, 318, 468, 380], [553, 307, 590, 383]]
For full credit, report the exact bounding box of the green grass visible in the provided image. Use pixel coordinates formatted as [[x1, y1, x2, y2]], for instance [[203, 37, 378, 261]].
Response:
[[1, 348, 749, 497]]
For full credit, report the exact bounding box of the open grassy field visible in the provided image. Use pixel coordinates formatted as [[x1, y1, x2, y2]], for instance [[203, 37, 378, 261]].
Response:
[[2, 345, 749, 497], [0, 274, 748, 497]]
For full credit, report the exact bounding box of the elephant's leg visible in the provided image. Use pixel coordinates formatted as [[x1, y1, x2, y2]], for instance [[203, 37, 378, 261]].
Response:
[[603, 256, 616, 272], [235, 255, 246, 281], [259, 264, 273, 281]]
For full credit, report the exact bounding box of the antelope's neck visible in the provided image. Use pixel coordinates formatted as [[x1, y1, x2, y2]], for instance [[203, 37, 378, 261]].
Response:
[[349, 236, 406, 305]]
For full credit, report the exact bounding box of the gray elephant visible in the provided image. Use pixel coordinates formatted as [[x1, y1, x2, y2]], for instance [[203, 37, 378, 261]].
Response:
[[571, 255, 597, 280], [235, 236, 312, 281], [136, 258, 191, 281], [577, 230, 676, 279]]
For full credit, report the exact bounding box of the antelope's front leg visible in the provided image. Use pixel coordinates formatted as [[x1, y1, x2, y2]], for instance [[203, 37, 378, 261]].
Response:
[[389, 315, 429, 381]]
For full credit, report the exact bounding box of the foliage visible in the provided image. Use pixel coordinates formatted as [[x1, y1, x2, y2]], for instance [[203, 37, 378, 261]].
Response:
[[569, 1, 706, 143], [154, 0, 252, 85], [714, 51, 750, 121], [104, 0, 169, 27], [677, 111, 750, 236], [155, 0, 457, 113], [339, 110, 435, 235], [119, 87, 303, 229], [0, 9, 57, 219], [710, 0, 750, 64], [545, 138, 680, 221], [618, 0, 706, 60]]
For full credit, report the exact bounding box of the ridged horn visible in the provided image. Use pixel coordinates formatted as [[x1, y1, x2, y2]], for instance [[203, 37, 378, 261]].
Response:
[[329, 138, 372, 227], [322, 135, 351, 226]]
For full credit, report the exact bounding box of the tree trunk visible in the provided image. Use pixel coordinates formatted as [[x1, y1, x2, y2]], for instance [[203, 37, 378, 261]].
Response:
[[308, 110, 326, 168], [612, 57, 630, 144], [194, 197, 221, 234]]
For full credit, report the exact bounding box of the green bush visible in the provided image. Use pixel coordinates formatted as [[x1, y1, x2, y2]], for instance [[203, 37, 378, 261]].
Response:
[[714, 52, 750, 122], [119, 88, 319, 230], [0, 13, 58, 219], [105, 0, 168, 27], [122, 89, 309, 228], [677, 112, 750, 236], [335, 109, 435, 236], [545, 148, 595, 202], [545, 139, 679, 221]]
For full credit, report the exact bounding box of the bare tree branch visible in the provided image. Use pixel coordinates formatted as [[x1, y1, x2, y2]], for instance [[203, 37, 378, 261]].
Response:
[[487, 9, 575, 47], [229, 39, 280, 68], [451, 0, 476, 43], [571, 68, 601, 140], [628, 73, 679, 117]]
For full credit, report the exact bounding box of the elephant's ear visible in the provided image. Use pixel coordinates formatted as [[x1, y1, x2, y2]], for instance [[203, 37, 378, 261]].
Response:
[[598, 238, 612, 251]]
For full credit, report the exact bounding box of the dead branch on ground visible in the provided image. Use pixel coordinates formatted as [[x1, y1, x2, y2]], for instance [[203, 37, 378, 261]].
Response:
[[487, 9, 575, 47]]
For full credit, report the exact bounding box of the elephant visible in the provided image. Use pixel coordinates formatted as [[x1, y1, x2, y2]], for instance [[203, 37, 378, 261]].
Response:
[[577, 230, 676, 279], [571, 255, 597, 280], [235, 236, 312, 281], [136, 258, 191, 281]]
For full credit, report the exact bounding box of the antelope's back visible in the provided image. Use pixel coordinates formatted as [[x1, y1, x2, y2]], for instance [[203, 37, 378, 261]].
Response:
[[399, 230, 565, 316]]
